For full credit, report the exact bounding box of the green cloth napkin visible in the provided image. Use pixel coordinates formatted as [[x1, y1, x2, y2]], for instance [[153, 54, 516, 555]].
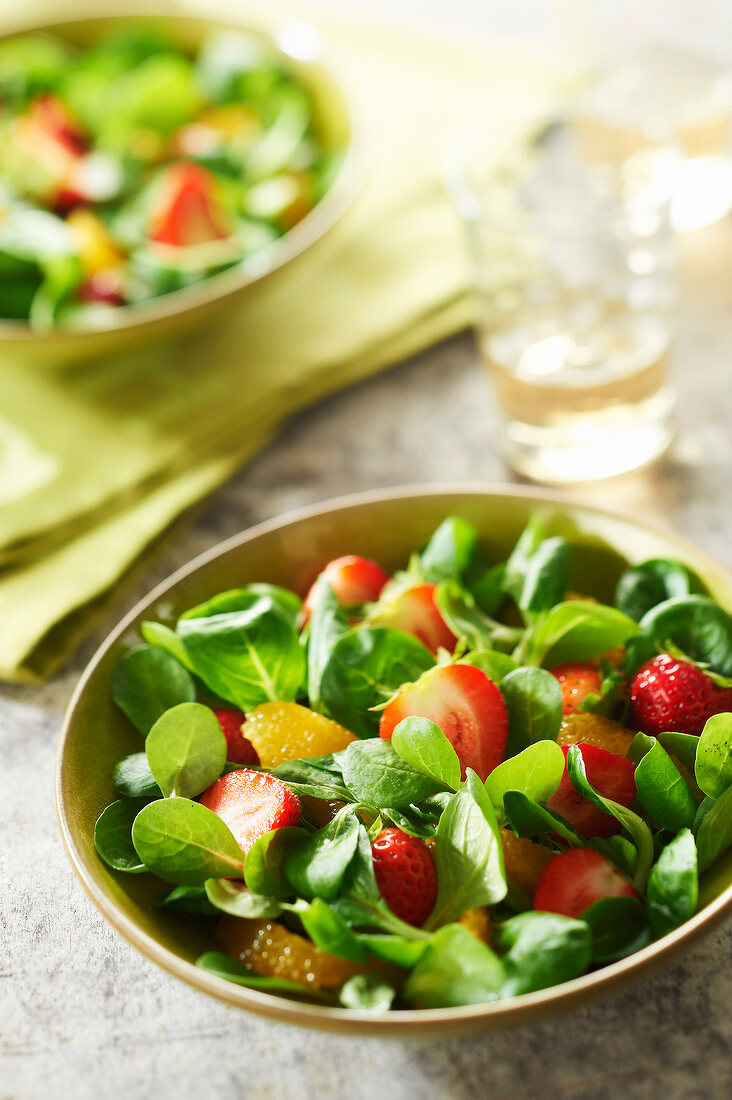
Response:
[[0, 0, 568, 681]]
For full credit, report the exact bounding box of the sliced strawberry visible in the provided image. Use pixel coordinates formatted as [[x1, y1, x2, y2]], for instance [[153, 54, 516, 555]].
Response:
[[372, 582, 457, 655], [549, 662, 603, 717], [212, 706, 259, 767], [77, 270, 126, 307], [301, 555, 390, 623], [379, 662, 508, 780], [629, 653, 732, 736], [371, 828, 437, 927], [148, 162, 230, 247], [534, 847, 639, 918], [30, 94, 88, 155], [546, 743, 636, 839], [199, 769, 300, 854]]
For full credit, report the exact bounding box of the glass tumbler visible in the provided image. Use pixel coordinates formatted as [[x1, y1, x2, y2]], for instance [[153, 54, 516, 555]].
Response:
[[447, 120, 679, 484]]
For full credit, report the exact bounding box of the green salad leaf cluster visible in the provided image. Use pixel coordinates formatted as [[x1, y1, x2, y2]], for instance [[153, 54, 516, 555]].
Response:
[[94, 514, 732, 1012], [0, 24, 339, 329]]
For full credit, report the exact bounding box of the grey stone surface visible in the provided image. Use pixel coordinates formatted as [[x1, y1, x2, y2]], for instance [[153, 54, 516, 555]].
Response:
[[4, 24, 732, 1100]]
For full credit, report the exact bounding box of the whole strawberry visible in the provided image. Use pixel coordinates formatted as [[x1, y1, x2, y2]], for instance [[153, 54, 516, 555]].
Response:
[[629, 653, 732, 736], [371, 828, 437, 927]]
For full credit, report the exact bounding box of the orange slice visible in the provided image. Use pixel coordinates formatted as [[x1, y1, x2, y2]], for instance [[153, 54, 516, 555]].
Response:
[[242, 701, 356, 769], [557, 713, 635, 758]]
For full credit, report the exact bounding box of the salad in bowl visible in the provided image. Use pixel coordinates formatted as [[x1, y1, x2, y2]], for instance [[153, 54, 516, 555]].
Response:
[[0, 20, 346, 333], [88, 510, 732, 1016]]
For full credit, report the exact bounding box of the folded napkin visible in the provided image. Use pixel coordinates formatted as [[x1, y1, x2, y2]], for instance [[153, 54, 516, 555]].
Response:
[[0, 0, 569, 681]]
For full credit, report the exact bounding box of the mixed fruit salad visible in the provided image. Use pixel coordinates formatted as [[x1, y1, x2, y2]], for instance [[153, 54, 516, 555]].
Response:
[[95, 515, 732, 1012], [0, 25, 337, 329]]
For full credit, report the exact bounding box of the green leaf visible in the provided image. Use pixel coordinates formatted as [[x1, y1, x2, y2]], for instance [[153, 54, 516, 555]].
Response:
[[647, 828, 698, 936], [529, 602, 639, 667], [461, 650, 519, 682], [419, 516, 478, 583], [111, 644, 195, 735], [404, 924, 505, 1008], [468, 561, 507, 616], [269, 757, 351, 802], [306, 577, 349, 713], [486, 741, 565, 819], [299, 898, 367, 963], [582, 896, 649, 962], [319, 627, 434, 738], [503, 515, 545, 607], [204, 878, 283, 918], [500, 667, 563, 753], [434, 582, 522, 653], [284, 808, 360, 900], [696, 785, 732, 872], [339, 973, 395, 1012], [391, 717, 461, 791], [638, 596, 732, 677], [180, 584, 301, 624], [357, 933, 429, 968], [503, 790, 584, 848], [94, 799, 147, 873], [615, 559, 690, 622], [140, 620, 194, 670], [178, 596, 305, 711], [426, 771, 506, 929], [195, 952, 315, 996], [340, 739, 445, 809], [658, 733, 700, 772], [154, 885, 218, 915], [695, 712, 732, 799], [628, 731, 657, 764], [634, 741, 698, 830], [518, 538, 571, 616], [498, 912, 591, 997], [113, 752, 162, 800], [131, 797, 245, 885], [566, 745, 654, 891], [244, 827, 309, 898], [145, 702, 227, 799]]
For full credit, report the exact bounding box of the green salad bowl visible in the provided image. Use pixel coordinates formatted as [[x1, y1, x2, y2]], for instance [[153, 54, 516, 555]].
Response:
[[57, 485, 732, 1035], [0, 7, 362, 365]]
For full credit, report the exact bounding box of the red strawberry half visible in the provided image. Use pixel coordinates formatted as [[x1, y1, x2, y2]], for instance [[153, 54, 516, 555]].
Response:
[[549, 662, 603, 717], [534, 847, 639, 918], [379, 662, 508, 780], [629, 653, 732, 736], [302, 555, 390, 622], [371, 827, 437, 927], [148, 162, 230, 247], [212, 706, 259, 766], [372, 581, 457, 654], [546, 743, 636, 839], [199, 769, 300, 854]]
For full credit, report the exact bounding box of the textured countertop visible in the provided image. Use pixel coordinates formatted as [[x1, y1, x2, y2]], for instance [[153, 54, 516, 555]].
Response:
[[4, 3, 732, 1097]]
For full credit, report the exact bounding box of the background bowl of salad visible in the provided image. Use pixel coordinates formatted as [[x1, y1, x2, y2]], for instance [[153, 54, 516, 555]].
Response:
[[56, 485, 732, 1035], [0, 13, 360, 361]]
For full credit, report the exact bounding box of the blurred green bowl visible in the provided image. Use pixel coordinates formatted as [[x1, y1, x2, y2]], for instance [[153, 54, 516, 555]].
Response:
[[0, 12, 363, 364], [57, 485, 732, 1036]]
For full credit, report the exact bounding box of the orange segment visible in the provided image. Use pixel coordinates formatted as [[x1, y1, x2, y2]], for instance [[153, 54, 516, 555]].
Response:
[[218, 917, 363, 990], [557, 713, 635, 758], [500, 828, 554, 897], [66, 208, 124, 276], [458, 907, 492, 944], [242, 701, 356, 769]]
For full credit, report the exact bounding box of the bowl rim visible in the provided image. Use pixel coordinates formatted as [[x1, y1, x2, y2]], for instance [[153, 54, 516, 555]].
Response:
[[0, 11, 366, 344], [56, 482, 732, 1034]]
